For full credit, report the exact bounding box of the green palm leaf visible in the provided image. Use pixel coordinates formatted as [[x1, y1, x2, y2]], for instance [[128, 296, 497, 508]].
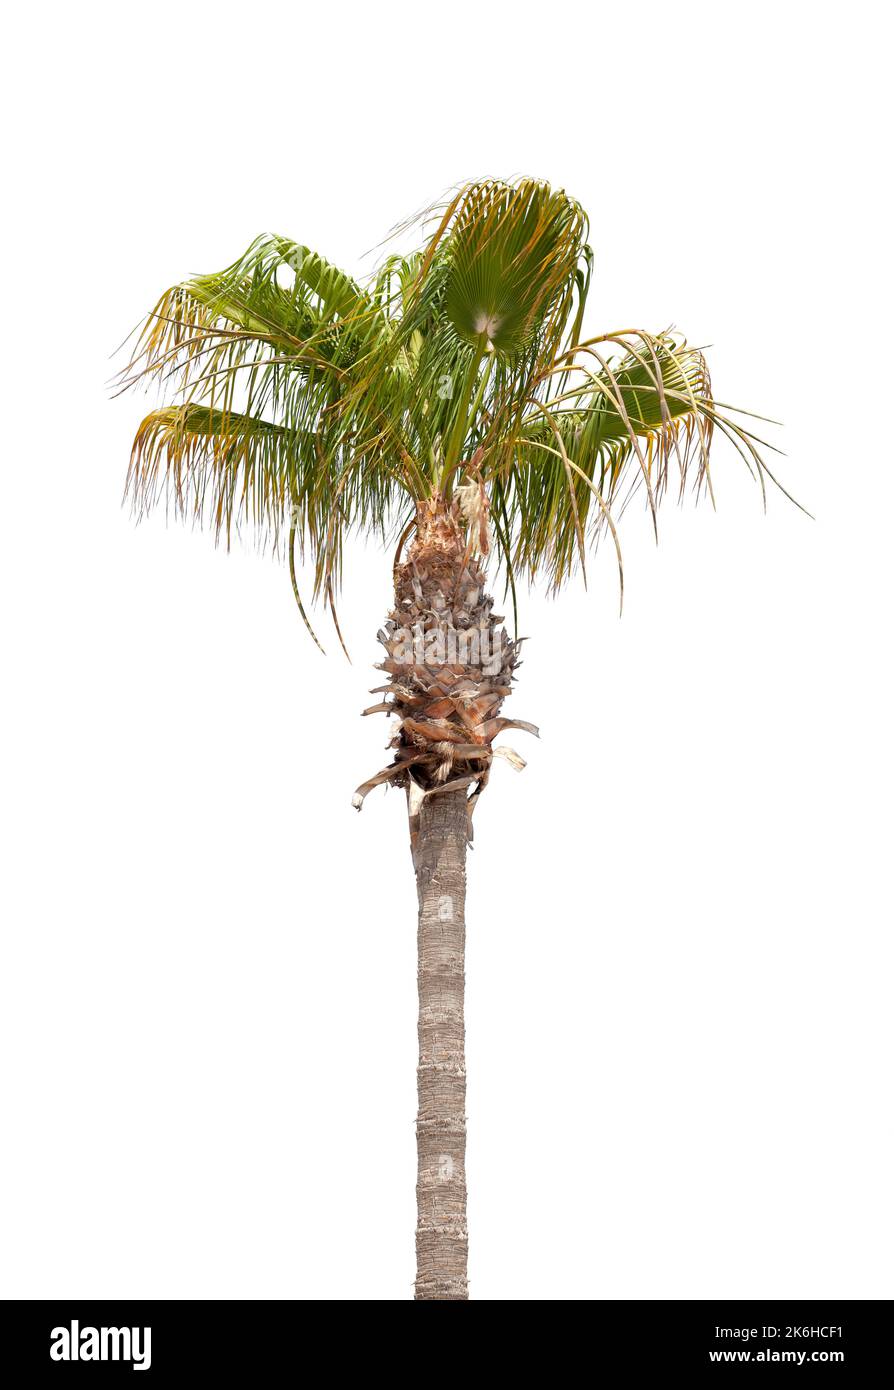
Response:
[[428, 179, 587, 358]]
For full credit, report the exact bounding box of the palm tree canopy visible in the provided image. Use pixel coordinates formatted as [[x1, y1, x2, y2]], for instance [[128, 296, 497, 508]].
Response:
[[119, 177, 790, 637]]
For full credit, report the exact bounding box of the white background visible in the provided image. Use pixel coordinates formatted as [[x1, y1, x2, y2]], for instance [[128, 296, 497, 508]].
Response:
[[2, 1, 891, 1301]]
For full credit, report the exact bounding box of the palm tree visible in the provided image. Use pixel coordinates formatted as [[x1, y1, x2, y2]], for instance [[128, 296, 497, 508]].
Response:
[[119, 178, 793, 1301]]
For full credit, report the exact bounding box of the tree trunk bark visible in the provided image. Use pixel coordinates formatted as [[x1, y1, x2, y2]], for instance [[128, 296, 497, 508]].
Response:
[[413, 786, 469, 1301], [354, 494, 525, 1299]]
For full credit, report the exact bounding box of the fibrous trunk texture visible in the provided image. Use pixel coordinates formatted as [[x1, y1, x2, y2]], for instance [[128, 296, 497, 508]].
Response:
[[353, 493, 534, 819], [354, 492, 536, 1300]]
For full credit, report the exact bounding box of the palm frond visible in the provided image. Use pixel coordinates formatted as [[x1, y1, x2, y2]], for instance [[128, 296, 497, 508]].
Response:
[[118, 234, 390, 404], [127, 404, 409, 600], [434, 179, 588, 358], [489, 330, 780, 601]]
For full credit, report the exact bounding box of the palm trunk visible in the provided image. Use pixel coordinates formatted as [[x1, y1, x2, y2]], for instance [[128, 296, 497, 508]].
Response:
[[354, 492, 531, 1301], [413, 786, 469, 1300]]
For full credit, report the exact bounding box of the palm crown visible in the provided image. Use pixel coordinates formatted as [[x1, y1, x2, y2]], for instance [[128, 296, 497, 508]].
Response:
[[120, 177, 786, 646]]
